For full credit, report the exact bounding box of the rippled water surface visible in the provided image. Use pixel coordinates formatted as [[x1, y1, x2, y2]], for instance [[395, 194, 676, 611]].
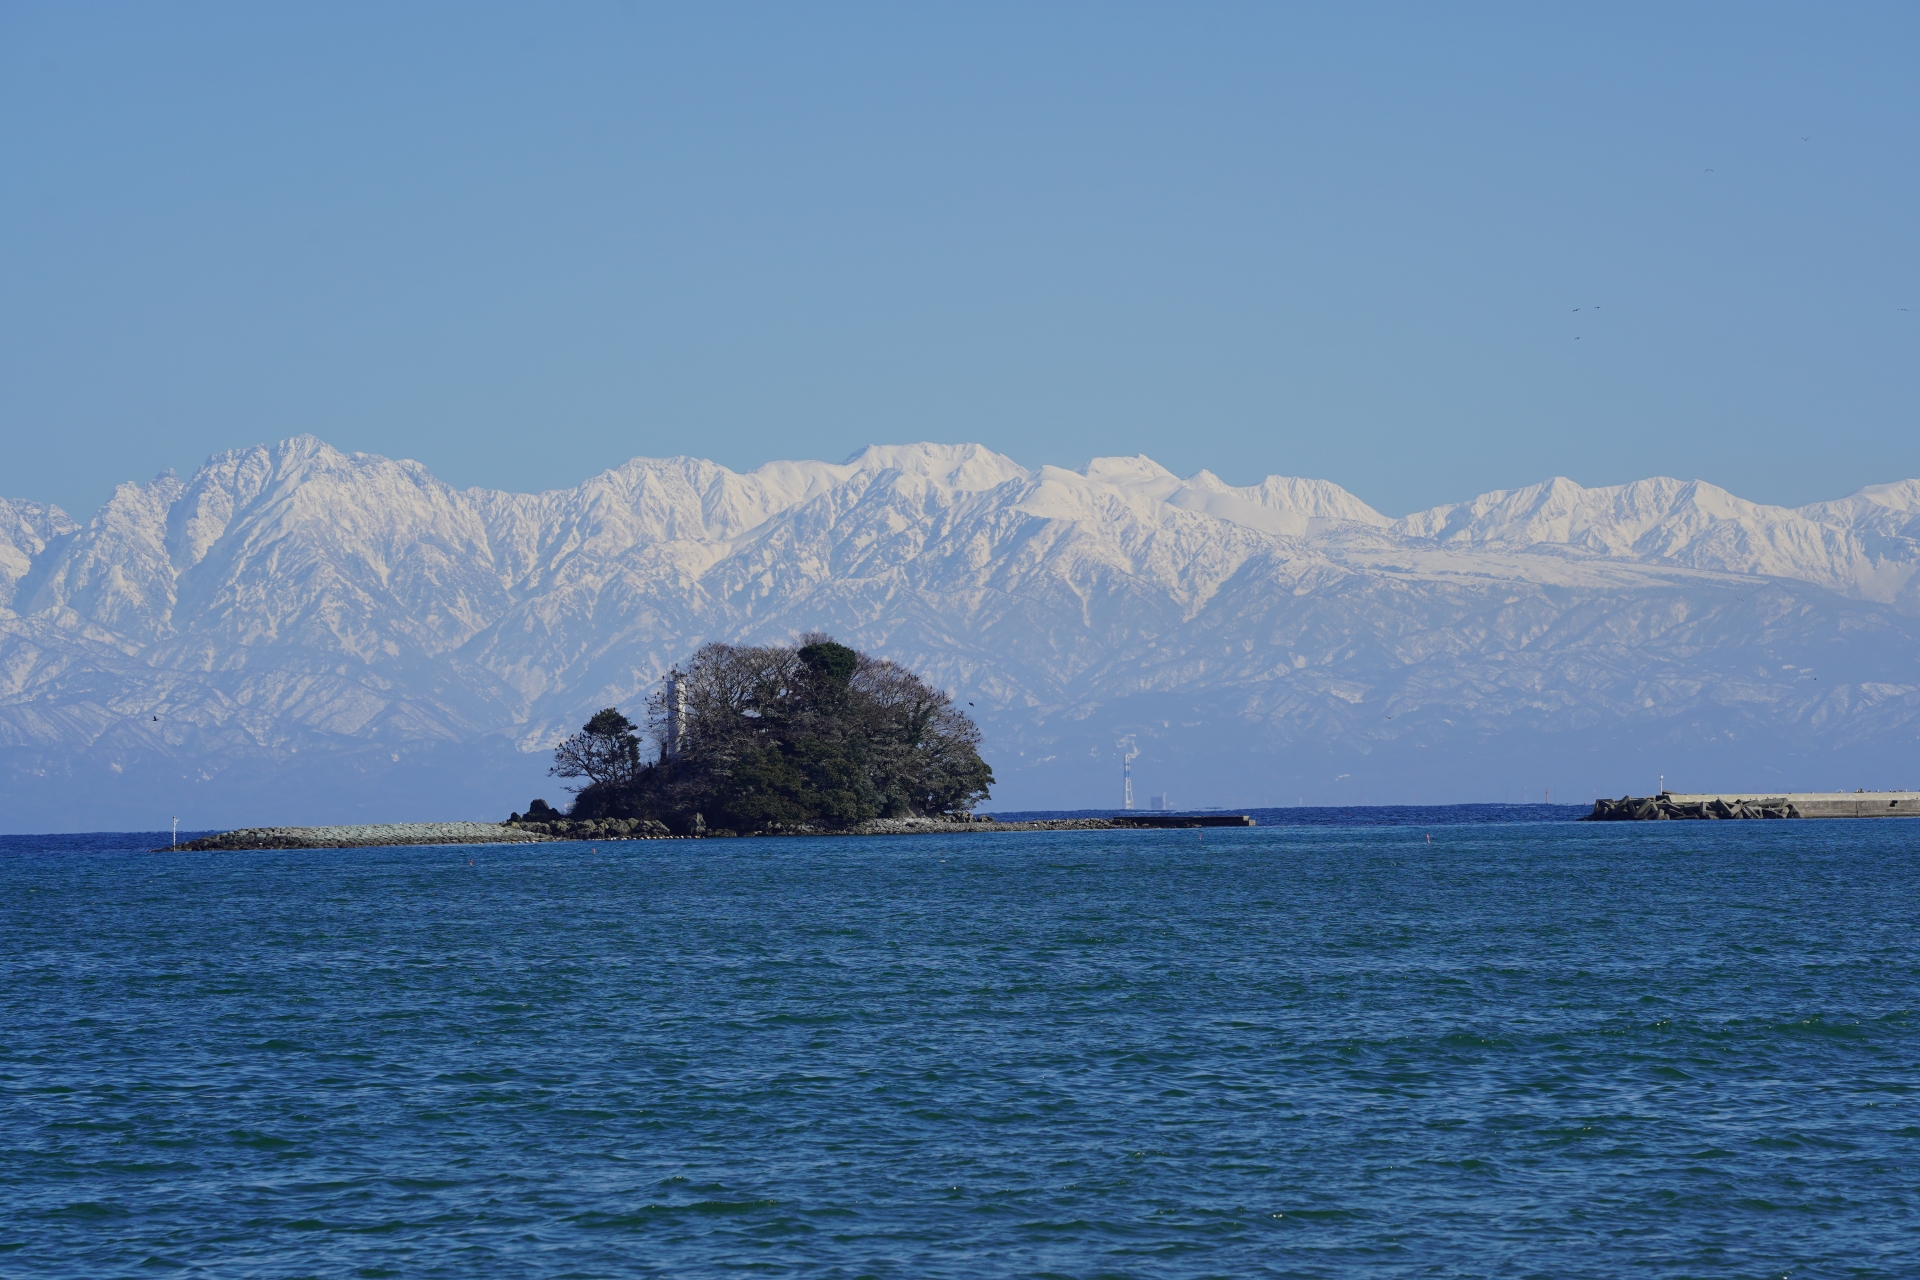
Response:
[[3, 816, 1918, 1277]]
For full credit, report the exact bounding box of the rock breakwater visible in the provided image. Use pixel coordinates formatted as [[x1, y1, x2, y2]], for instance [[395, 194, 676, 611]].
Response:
[[169, 822, 562, 851], [1586, 795, 1801, 821], [1585, 791, 1920, 821], [169, 813, 1258, 851]]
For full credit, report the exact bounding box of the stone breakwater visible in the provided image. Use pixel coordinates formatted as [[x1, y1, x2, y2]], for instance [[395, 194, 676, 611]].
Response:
[[168, 814, 1258, 851], [1585, 791, 1920, 821], [169, 823, 563, 852]]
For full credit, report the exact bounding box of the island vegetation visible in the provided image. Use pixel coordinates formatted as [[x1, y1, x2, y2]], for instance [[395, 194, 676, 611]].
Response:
[[519, 636, 994, 836]]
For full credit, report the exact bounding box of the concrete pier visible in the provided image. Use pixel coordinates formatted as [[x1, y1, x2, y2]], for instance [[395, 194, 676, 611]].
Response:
[[1666, 792, 1920, 819], [1586, 791, 1920, 821]]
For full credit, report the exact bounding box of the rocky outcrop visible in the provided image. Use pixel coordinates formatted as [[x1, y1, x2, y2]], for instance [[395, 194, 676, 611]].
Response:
[[503, 816, 675, 840]]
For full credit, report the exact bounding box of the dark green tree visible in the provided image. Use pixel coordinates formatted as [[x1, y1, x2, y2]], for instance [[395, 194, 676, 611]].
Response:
[[550, 707, 643, 790], [564, 636, 993, 831]]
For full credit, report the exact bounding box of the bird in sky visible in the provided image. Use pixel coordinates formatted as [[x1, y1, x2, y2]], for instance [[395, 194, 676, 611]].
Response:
[[152, 715, 159, 722]]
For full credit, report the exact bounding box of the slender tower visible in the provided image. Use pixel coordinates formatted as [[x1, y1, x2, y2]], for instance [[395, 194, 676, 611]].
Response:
[[1123, 742, 1138, 810], [663, 672, 687, 762]]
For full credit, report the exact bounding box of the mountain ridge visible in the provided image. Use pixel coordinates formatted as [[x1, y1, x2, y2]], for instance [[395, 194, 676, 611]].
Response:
[[3, 436, 1917, 830]]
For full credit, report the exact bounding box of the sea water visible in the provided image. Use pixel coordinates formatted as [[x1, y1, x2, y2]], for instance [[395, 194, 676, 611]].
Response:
[[2, 814, 1916, 1277]]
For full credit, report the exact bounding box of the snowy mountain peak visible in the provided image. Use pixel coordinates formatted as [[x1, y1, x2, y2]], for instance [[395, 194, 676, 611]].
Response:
[[1802, 478, 1920, 518], [1169, 471, 1390, 537], [1382, 473, 1920, 602], [26, 472, 187, 641], [0, 497, 78, 606], [1081, 455, 1181, 488], [838, 442, 1029, 491], [4, 438, 1920, 828]]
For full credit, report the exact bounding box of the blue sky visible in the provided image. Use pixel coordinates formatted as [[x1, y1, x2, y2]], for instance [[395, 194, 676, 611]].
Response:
[[3, 3, 1916, 519]]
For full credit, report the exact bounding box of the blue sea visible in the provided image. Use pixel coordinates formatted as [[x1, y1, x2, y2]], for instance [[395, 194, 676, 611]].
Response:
[[3, 809, 1917, 1277]]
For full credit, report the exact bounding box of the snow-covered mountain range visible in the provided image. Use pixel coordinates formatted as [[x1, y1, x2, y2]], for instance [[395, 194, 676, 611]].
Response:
[[5, 436, 1918, 830]]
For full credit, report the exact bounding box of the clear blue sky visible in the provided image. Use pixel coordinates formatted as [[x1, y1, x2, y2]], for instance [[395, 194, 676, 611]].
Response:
[[3, 3, 1916, 520]]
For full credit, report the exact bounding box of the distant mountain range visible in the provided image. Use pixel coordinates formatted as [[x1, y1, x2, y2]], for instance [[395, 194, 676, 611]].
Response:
[[4, 436, 1917, 830]]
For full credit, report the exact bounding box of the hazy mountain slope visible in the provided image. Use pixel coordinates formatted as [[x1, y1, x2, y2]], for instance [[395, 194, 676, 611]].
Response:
[[3, 436, 1917, 830]]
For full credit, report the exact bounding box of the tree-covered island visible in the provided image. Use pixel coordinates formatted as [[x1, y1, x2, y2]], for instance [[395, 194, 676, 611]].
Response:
[[510, 636, 994, 836]]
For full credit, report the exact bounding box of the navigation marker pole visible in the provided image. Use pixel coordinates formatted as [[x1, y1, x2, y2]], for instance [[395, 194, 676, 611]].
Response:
[[172, 817, 178, 850], [1122, 741, 1138, 811]]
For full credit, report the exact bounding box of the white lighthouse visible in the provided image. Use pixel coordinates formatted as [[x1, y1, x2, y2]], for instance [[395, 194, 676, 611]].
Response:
[[663, 672, 687, 761]]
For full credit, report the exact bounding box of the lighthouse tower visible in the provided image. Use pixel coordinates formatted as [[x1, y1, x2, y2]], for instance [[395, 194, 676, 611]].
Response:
[[662, 673, 687, 761]]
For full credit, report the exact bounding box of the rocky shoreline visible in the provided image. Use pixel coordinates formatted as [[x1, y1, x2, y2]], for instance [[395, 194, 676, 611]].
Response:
[[507, 815, 1134, 839], [164, 813, 1220, 851]]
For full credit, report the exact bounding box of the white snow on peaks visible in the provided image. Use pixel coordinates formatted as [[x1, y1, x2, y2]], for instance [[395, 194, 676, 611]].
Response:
[[1394, 475, 1919, 605], [0, 497, 79, 607], [1167, 472, 1391, 538], [3, 435, 1919, 829], [1016, 458, 1388, 540]]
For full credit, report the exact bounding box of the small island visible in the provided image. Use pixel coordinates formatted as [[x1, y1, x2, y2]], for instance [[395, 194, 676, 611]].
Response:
[[509, 635, 995, 837], [167, 636, 1254, 850]]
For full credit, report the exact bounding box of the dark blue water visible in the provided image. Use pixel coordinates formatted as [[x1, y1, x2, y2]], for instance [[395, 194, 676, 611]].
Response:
[[4, 818, 1917, 1277]]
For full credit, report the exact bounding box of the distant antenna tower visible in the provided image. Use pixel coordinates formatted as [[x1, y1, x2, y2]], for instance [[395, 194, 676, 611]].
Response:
[[1122, 740, 1138, 810]]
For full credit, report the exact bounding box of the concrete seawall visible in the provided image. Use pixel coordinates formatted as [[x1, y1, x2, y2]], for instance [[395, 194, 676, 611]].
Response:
[[1587, 792, 1920, 821], [1668, 792, 1920, 819]]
